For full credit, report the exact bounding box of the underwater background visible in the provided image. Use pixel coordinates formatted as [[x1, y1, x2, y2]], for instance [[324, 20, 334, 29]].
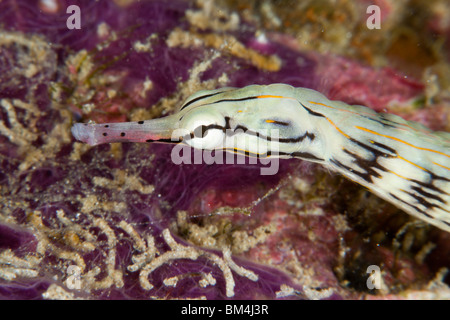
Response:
[[0, 0, 449, 299]]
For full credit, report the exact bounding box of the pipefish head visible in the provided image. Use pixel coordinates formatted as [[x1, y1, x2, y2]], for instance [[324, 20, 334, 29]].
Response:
[[175, 84, 312, 157]]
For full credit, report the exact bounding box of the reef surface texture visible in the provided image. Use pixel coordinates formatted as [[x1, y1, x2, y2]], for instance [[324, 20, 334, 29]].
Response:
[[0, 0, 449, 300]]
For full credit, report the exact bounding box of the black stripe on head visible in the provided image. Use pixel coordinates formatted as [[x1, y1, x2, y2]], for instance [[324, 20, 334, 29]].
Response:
[[210, 96, 259, 105], [231, 124, 315, 143], [289, 151, 324, 161], [146, 138, 179, 144], [369, 141, 397, 155], [180, 91, 261, 111], [194, 124, 225, 138], [224, 116, 232, 130], [365, 116, 398, 129], [299, 102, 326, 118], [180, 91, 225, 111]]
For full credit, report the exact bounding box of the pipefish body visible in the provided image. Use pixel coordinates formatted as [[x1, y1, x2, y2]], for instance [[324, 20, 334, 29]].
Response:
[[72, 84, 450, 233]]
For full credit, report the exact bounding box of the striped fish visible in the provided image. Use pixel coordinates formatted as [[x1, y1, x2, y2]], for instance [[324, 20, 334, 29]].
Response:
[[72, 84, 450, 232]]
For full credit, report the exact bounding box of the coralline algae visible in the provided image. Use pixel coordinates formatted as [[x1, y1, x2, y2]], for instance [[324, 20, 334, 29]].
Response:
[[0, 0, 449, 300]]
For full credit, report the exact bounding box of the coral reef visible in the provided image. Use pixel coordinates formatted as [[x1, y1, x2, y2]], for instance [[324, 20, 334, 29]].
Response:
[[0, 0, 449, 299]]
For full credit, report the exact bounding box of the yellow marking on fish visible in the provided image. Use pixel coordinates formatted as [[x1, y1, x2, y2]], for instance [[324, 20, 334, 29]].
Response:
[[397, 155, 428, 172], [308, 100, 374, 117], [432, 161, 450, 171], [355, 126, 450, 158], [326, 118, 350, 139], [257, 95, 291, 99], [387, 169, 411, 181], [309, 101, 435, 135]]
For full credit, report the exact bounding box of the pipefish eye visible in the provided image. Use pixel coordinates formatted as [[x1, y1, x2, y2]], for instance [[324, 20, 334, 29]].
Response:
[[180, 110, 226, 149]]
